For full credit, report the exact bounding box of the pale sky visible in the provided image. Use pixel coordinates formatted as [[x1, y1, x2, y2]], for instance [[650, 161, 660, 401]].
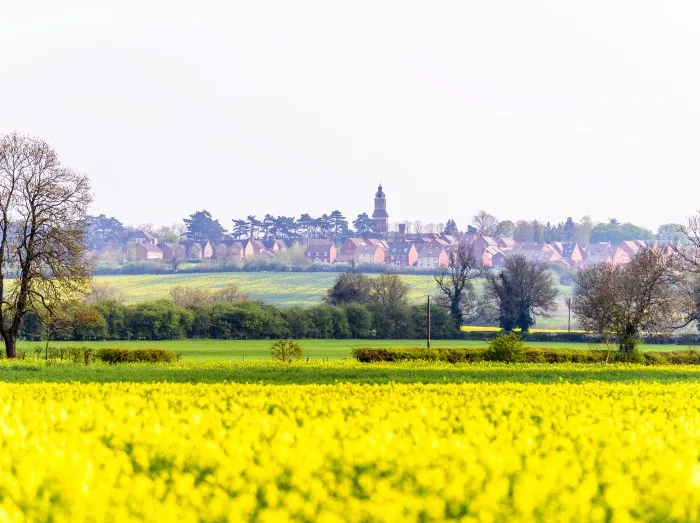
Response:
[[1, 1, 699, 232]]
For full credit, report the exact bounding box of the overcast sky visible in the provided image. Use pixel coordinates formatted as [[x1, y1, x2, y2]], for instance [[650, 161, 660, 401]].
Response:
[[1, 1, 699, 232]]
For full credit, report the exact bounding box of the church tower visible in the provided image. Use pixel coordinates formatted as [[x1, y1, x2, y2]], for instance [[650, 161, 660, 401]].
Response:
[[372, 184, 389, 234]]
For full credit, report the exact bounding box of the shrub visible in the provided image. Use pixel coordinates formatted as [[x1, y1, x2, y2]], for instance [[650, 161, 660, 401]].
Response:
[[96, 348, 178, 364], [484, 333, 525, 363], [270, 340, 303, 362]]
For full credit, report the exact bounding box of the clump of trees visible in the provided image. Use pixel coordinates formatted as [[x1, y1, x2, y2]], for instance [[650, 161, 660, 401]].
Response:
[[589, 219, 654, 244]]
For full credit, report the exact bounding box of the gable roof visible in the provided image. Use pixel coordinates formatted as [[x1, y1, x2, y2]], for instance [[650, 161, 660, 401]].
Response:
[[181, 240, 203, 251], [137, 243, 162, 253], [388, 242, 415, 255]]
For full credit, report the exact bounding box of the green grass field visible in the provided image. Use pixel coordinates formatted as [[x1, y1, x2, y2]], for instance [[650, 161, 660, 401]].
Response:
[[18, 338, 699, 362], [96, 272, 440, 305], [3, 359, 700, 384]]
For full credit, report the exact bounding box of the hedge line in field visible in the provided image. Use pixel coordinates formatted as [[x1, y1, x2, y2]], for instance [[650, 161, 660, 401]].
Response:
[[351, 347, 700, 365]]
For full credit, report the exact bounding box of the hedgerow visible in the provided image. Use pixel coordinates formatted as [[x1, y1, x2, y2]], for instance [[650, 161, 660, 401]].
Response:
[[351, 347, 700, 365]]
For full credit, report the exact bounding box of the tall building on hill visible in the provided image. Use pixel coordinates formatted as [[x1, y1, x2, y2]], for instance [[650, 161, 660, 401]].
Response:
[[372, 184, 389, 234]]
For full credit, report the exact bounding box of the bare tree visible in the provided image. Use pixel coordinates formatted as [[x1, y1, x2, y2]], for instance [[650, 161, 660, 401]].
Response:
[[213, 284, 248, 303], [434, 243, 482, 329], [472, 210, 499, 236], [572, 246, 690, 355], [85, 282, 125, 304], [0, 133, 93, 357], [484, 254, 558, 332], [413, 220, 425, 234], [676, 212, 700, 273]]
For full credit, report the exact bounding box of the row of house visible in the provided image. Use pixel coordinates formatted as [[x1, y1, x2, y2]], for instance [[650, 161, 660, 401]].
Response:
[[124, 229, 675, 270], [304, 234, 677, 270]]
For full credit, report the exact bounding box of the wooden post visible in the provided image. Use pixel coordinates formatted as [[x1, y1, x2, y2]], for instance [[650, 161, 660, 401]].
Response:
[[427, 295, 431, 349]]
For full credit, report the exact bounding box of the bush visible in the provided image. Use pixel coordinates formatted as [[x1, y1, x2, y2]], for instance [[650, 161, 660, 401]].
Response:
[[484, 333, 525, 363], [96, 348, 178, 364], [270, 339, 303, 362]]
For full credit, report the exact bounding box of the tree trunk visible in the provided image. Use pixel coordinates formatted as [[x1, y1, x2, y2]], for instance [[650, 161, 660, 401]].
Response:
[[5, 335, 17, 358]]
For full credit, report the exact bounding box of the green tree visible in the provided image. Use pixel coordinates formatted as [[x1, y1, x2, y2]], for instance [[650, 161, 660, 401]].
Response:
[[370, 273, 410, 337], [563, 217, 576, 243], [184, 210, 225, 243], [657, 223, 684, 242], [532, 220, 544, 244], [330, 210, 346, 240], [589, 222, 654, 244], [514, 220, 534, 243], [326, 271, 373, 305], [270, 339, 303, 362], [444, 219, 459, 236], [495, 220, 515, 238], [86, 214, 126, 250], [344, 303, 373, 338], [231, 219, 249, 239], [353, 213, 374, 235]]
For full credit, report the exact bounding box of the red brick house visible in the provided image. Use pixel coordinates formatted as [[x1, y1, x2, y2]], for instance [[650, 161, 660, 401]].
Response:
[[489, 248, 507, 268], [505, 249, 568, 270], [481, 246, 506, 268], [181, 240, 214, 260], [337, 238, 367, 263], [131, 230, 157, 245], [497, 237, 515, 250], [416, 243, 448, 269], [305, 240, 336, 264], [135, 243, 163, 260], [551, 242, 584, 264], [388, 242, 418, 267], [158, 243, 186, 261], [354, 245, 386, 264]]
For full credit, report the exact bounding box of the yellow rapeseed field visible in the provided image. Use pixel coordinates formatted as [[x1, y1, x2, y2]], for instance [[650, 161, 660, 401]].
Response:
[[1, 381, 700, 521]]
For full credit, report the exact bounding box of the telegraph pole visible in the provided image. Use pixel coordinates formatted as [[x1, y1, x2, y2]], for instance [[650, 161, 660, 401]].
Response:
[[427, 295, 431, 348]]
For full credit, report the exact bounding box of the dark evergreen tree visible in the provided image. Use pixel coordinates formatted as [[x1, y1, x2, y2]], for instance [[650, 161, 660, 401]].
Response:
[[231, 219, 248, 239], [444, 219, 459, 236], [183, 210, 225, 243], [330, 210, 346, 240], [563, 217, 576, 242], [353, 213, 374, 235], [246, 215, 262, 238], [86, 214, 126, 250], [532, 220, 544, 244]]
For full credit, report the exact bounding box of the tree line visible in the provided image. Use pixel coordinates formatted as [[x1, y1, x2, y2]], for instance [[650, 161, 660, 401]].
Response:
[[469, 211, 679, 246], [20, 281, 460, 342], [87, 209, 685, 255]]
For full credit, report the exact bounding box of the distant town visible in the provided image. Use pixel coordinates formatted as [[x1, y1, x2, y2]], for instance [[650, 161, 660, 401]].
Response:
[[88, 184, 683, 272]]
